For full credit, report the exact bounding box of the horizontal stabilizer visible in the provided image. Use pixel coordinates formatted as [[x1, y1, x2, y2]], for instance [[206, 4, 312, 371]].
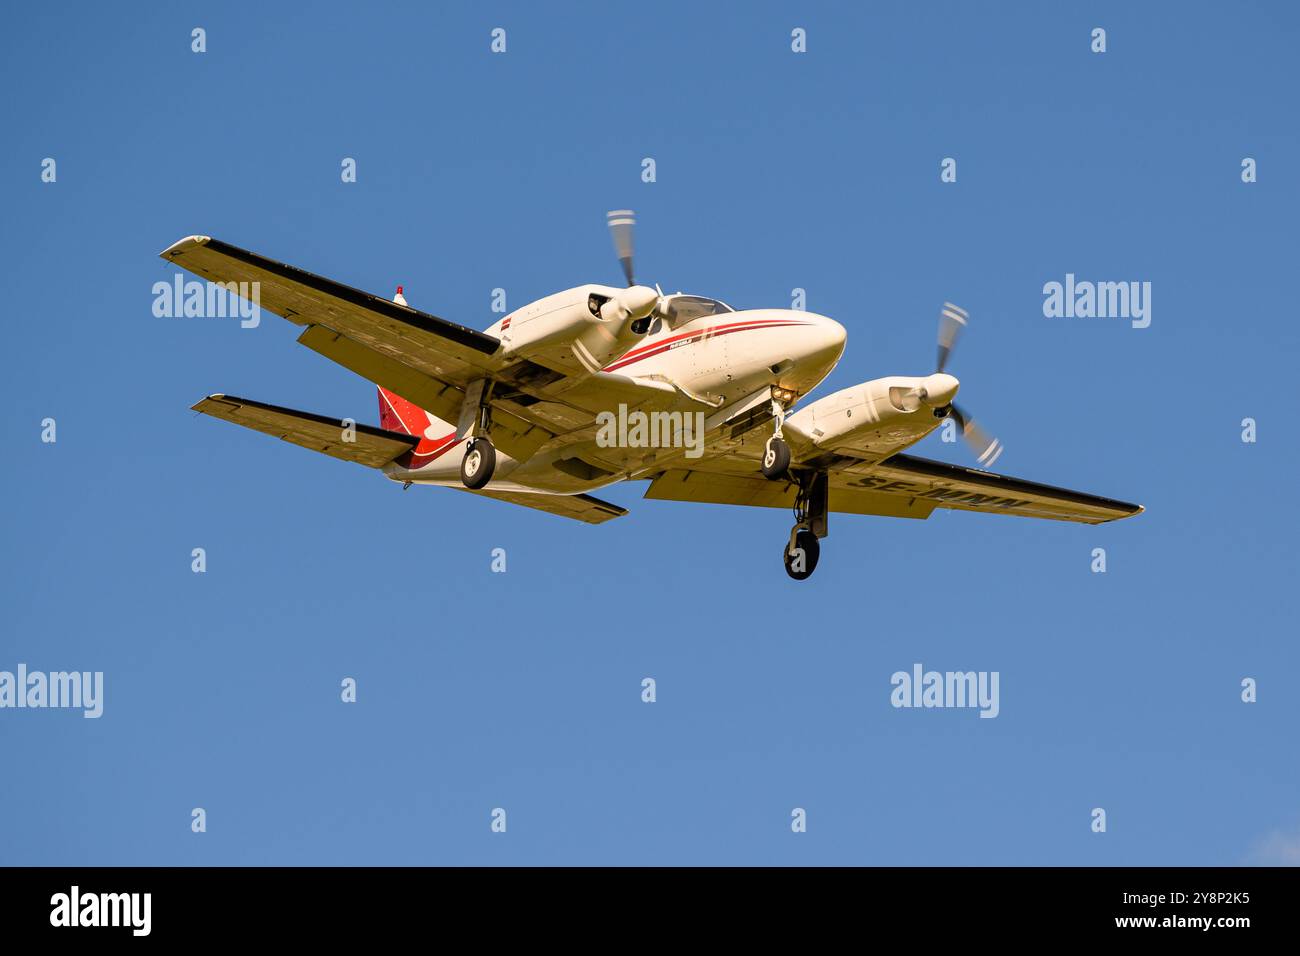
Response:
[[470, 489, 627, 525]]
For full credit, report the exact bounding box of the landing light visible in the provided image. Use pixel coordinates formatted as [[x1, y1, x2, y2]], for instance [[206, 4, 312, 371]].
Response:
[[773, 387, 798, 406]]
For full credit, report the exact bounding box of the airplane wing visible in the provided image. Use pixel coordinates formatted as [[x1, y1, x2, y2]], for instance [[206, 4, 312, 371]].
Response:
[[835, 453, 1142, 523], [645, 467, 935, 519], [163, 236, 686, 463], [644, 452, 1141, 525], [193, 392, 625, 523], [163, 236, 500, 374], [193, 394, 416, 468]]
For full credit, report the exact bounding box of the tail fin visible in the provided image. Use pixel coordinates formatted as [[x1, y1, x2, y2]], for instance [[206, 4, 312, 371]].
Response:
[[377, 386, 460, 467], [378, 386, 437, 436]]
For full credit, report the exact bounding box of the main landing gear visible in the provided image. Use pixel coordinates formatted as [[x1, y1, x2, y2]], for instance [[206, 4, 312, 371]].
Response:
[[460, 437, 496, 489], [784, 527, 820, 580], [783, 470, 829, 581], [459, 382, 497, 490]]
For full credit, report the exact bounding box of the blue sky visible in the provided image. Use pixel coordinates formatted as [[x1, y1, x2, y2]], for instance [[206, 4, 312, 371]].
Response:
[[1, 1, 1296, 865]]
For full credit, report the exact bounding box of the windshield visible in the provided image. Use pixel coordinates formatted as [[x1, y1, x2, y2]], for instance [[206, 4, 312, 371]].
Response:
[[662, 294, 734, 322]]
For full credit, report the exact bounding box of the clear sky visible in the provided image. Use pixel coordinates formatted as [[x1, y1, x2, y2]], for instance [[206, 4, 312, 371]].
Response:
[[2, 1, 1296, 865]]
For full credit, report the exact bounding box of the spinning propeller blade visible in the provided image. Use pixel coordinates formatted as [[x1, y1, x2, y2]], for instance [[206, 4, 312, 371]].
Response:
[[934, 303, 1004, 468], [606, 210, 637, 287], [936, 301, 967, 374], [948, 403, 1004, 468]]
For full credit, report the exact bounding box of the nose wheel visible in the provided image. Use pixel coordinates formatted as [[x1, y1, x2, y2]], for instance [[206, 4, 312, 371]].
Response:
[[762, 436, 791, 479]]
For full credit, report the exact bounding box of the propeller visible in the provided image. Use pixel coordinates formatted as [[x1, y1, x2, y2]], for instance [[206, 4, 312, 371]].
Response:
[[604, 210, 662, 332], [932, 302, 1004, 468], [947, 403, 1004, 468], [606, 210, 637, 287], [936, 301, 966, 373]]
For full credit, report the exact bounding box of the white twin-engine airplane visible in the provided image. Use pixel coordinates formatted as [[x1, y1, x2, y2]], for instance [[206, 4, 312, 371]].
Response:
[[164, 211, 1141, 580]]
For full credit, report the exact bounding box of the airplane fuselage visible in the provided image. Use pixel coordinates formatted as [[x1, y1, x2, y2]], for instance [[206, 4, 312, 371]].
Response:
[[383, 285, 850, 494]]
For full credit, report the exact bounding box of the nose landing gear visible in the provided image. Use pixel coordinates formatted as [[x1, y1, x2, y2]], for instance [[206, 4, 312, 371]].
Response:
[[761, 396, 791, 480], [783, 470, 829, 581], [763, 436, 791, 479]]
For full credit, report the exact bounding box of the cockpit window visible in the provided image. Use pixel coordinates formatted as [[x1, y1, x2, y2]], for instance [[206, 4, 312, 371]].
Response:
[[662, 295, 734, 322]]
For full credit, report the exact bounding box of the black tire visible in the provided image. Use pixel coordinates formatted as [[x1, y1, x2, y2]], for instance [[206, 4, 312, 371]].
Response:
[[783, 529, 820, 581], [761, 436, 791, 480], [460, 438, 496, 489]]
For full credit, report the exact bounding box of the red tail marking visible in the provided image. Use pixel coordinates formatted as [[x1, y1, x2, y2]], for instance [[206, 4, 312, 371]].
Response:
[[377, 387, 426, 435], [377, 387, 460, 466]]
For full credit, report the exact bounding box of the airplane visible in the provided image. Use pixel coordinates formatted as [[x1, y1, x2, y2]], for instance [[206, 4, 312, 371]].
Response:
[[162, 211, 1142, 580]]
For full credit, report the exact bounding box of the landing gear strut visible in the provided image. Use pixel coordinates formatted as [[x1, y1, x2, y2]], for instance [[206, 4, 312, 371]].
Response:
[[459, 382, 497, 490], [783, 470, 829, 581], [761, 397, 791, 480]]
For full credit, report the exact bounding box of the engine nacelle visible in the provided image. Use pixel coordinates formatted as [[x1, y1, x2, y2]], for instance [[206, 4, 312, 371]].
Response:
[[786, 374, 958, 457], [498, 284, 658, 373]]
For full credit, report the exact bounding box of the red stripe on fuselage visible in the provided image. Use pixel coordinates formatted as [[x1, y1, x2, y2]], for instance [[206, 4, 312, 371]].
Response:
[[402, 433, 462, 468], [602, 319, 812, 372]]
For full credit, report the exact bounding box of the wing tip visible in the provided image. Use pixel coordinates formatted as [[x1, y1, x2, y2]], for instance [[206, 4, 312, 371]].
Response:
[[1099, 502, 1144, 522], [159, 235, 212, 259], [191, 393, 229, 413]]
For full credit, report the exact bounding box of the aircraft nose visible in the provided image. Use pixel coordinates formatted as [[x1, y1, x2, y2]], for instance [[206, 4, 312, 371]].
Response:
[[806, 313, 847, 360]]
